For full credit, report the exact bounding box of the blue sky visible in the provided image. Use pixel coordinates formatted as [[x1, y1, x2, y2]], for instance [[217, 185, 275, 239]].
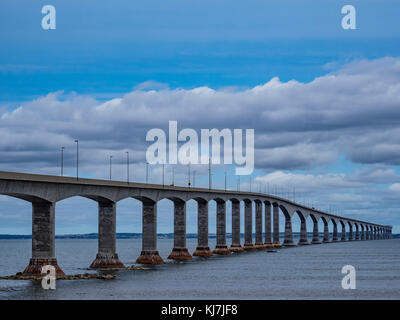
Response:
[[1, 0, 400, 234]]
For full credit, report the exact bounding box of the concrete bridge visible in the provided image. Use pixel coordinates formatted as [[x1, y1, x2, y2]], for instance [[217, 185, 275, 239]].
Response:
[[0, 171, 392, 275]]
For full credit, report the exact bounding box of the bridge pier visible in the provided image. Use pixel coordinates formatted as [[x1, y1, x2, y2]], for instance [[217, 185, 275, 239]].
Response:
[[348, 224, 354, 240], [229, 200, 243, 252], [254, 201, 265, 249], [264, 201, 273, 248], [136, 200, 164, 264], [244, 200, 255, 250], [213, 200, 230, 254], [332, 223, 339, 242], [283, 215, 295, 246], [361, 226, 365, 240], [341, 223, 346, 241], [366, 226, 370, 240], [311, 219, 321, 244], [272, 203, 282, 247], [23, 201, 64, 275], [168, 200, 192, 260], [355, 225, 360, 240], [323, 220, 330, 243], [193, 199, 213, 257], [90, 200, 125, 268], [298, 218, 309, 245]]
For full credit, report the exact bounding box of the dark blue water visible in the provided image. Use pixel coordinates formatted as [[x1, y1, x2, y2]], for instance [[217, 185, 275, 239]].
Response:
[[0, 238, 399, 299]]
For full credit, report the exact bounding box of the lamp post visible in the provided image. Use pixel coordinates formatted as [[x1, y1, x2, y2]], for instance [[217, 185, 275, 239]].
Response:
[[208, 157, 212, 190], [146, 162, 149, 184], [60, 147, 65, 176], [188, 164, 191, 188], [74, 140, 79, 180], [109, 155, 113, 181], [126, 151, 129, 184], [224, 170, 227, 191], [162, 163, 165, 187]]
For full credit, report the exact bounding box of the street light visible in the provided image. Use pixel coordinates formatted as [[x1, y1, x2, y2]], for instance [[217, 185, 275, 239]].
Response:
[[109, 155, 113, 181], [60, 147, 65, 176], [126, 151, 130, 184], [146, 162, 149, 184], [74, 140, 79, 180]]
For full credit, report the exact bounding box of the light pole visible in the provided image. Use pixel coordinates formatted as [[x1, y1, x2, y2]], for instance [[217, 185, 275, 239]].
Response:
[[162, 163, 165, 187], [171, 166, 175, 186], [60, 147, 65, 176], [208, 157, 212, 190], [237, 175, 240, 191], [193, 170, 196, 188], [74, 140, 79, 180], [109, 155, 113, 181], [188, 164, 191, 188], [146, 162, 149, 184], [224, 170, 227, 191], [126, 151, 129, 184]]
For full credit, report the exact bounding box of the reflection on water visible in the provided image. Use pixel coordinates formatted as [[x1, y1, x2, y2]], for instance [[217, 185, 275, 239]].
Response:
[[0, 238, 399, 299]]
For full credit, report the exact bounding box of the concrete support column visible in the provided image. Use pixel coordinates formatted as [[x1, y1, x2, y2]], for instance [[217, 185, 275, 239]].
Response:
[[298, 217, 309, 245], [23, 201, 64, 275], [213, 200, 230, 254], [91, 200, 125, 268], [323, 220, 330, 243], [341, 223, 346, 241], [361, 226, 365, 240], [264, 202, 273, 248], [272, 203, 281, 247], [254, 201, 264, 249], [168, 200, 192, 260], [283, 215, 295, 246], [136, 200, 164, 264], [244, 200, 255, 250], [230, 200, 243, 252], [366, 226, 370, 240], [373, 228, 376, 240], [348, 224, 354, 240], [193, 200, 212, 257], [332, 223, 339, 242], [312, 219, 321, 244], [355, 225, 360, 240]]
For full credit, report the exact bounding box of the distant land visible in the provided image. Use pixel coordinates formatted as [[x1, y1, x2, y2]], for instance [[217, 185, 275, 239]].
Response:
[[0, 233, 398, 239]]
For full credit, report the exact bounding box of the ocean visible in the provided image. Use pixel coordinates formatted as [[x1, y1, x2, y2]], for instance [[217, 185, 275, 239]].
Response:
[[0, 237, 399, 299]]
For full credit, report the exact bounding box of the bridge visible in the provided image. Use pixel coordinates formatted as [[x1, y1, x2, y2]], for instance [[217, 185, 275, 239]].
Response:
[[0, 171, 392, 275]]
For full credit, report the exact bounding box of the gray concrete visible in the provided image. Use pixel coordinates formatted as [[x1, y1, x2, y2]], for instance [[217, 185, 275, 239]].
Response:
[[230, 199, 243, 252], [298, 216, 309, 245], [283, 215, 295, 246], [168, 199, 192, 260], [244, 200, 255, 250], [193, 199, 212, 256], [136, 199, 164, 264], [0, 171, 390, 274], [311, 217, 321, 244], [255, 201, 264, 248], [273, 203, 280, 245], [264, 201, 272, 246], [213, 200, 230, 254], [90, 200, 125, 268], [323, 218, 330, 243], [332, 222, 339, 242]]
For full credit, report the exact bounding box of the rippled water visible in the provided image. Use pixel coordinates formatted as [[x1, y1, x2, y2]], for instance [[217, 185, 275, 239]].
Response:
[[0, 237, 399, 299]]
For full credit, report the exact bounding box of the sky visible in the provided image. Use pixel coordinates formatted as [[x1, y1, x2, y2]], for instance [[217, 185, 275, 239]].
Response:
[[0, 0, 400, 235]]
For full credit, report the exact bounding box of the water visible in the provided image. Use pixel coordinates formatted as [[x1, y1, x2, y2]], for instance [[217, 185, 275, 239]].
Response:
[[0, 237, 399, 299]]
